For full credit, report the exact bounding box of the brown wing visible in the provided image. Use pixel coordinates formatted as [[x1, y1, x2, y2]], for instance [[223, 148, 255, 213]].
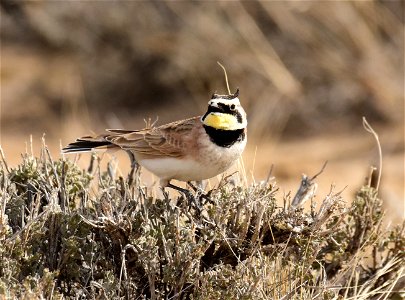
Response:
[[107, 116, 200, 158]]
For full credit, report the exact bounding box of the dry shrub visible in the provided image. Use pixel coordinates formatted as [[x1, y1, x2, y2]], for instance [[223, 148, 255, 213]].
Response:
[[0, 144, 403, 299]]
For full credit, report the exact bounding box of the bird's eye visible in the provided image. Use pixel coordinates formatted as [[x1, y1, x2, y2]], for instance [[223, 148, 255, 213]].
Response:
[[230, 104, 236, 110]]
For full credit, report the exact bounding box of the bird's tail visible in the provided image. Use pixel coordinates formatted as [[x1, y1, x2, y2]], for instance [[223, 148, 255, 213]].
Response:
[[62, 135, 114, 153]]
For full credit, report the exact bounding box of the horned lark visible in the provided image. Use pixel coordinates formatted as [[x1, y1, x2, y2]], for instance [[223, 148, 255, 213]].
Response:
[[63, 89, 247, 200]]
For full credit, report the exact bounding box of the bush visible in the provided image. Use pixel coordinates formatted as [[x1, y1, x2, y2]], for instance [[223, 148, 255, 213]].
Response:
[[0, 145, 403, 299]]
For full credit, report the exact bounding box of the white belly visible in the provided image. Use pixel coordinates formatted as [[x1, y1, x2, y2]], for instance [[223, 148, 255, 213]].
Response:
[[140, 157, 222, 183], [138, 137, 246, 185]]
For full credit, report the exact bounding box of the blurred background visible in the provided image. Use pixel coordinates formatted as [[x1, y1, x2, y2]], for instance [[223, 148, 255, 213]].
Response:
[[1, 1, 403, 221]]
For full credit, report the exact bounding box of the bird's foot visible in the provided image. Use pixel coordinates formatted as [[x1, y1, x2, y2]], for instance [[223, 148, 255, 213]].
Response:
[[167, 183, 202, 213], [187, 182, 214, 206]]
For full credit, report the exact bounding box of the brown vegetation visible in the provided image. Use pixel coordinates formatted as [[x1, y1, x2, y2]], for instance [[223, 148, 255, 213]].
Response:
[[0, 144, 404, 299]]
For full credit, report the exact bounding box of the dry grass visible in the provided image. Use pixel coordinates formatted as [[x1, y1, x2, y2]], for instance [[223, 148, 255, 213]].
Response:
[[0, 142, 403, 299]]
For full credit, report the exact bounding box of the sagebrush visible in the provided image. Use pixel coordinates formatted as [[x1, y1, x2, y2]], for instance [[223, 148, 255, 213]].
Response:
[[0, 146, 403, 299]]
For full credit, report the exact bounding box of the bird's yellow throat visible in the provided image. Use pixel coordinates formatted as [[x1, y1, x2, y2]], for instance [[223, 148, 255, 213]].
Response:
[[203, 113, 239, 130]]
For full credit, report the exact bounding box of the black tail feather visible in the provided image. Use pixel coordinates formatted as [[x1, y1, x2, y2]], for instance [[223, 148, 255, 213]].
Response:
[[63, 140, 112, 153]]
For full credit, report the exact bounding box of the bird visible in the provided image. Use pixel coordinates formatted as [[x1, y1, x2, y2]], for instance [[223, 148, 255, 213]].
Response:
[[63, 89, 247, 205]]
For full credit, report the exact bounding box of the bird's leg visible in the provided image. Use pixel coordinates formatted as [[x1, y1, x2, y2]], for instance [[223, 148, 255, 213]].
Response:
[[126, 150, 140, 187], [187, 181, 214, 205], [187, 181, 201, 192], [167, 183, 201, 212]]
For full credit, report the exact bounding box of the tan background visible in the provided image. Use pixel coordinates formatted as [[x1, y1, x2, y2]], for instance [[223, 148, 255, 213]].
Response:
[[1, 1, 404, 222]]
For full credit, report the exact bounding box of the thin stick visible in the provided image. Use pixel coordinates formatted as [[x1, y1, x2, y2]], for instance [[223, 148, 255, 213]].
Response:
[[217, 61, 231, 94], [30, 134, 34, 158], [310, 160, 328, 181], [0, 146, 10, 174], [362, 117, 382, 192]]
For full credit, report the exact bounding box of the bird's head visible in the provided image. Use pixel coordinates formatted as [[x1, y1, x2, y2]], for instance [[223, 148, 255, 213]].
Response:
[[201, 89, 247, 130]]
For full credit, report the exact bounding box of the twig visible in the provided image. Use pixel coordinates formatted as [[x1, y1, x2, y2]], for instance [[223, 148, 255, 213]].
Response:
[[118, 244, 138, 294], [362, 117, 382, 192], [310, 161, 328, 181], [0, 146, 10, 174], [217, 61, 231, 94], [265, 164, 274, 185]]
